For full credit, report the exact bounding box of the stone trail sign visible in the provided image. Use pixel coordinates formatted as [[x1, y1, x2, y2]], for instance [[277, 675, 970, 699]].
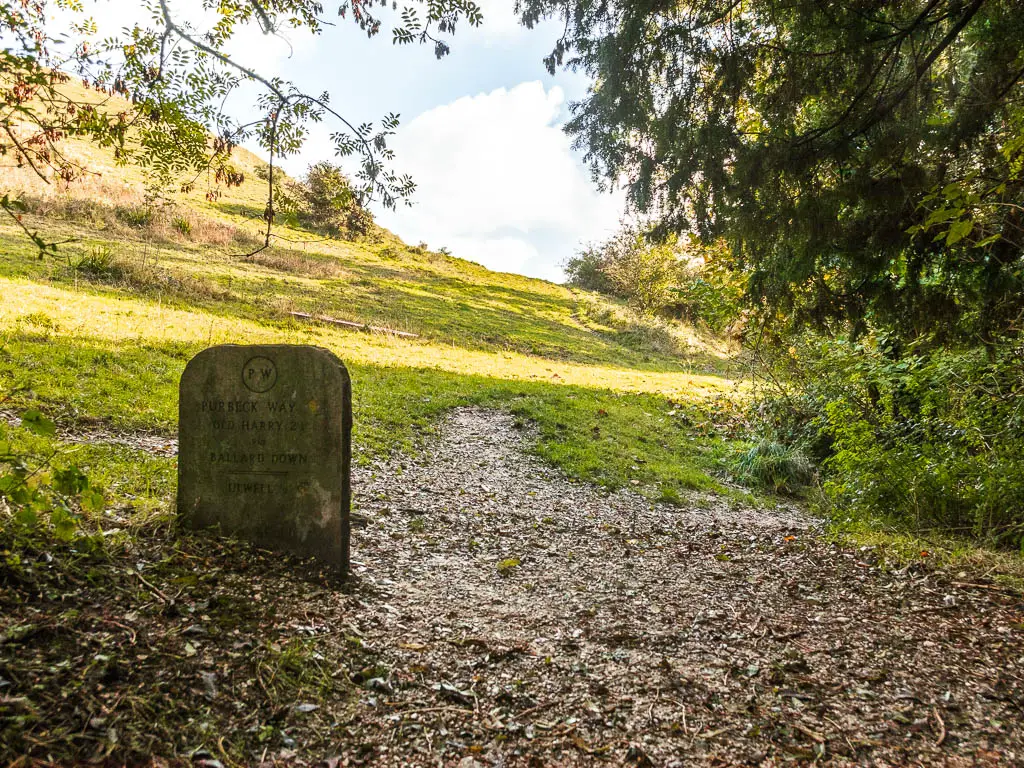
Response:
[[177, 344, 351, 574]]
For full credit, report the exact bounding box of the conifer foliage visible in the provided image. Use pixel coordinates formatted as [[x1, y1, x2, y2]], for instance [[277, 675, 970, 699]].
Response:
[[521, 0, 1024, 343], [526, 0, 1024, 544]]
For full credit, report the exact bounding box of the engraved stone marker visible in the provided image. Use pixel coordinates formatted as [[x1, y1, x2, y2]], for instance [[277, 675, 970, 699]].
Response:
[[178, 344, 351, 573]]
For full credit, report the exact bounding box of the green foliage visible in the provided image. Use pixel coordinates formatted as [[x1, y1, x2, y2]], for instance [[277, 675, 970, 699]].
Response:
[[670, 271, 740, 334], [570, 227, 684, 315], [667, 239, 745, 334], [523, 0, 1024, 344], [172, 216, 193, 237], [302, 162, 358, 234], [563, 245, 616, 295], [601, 231, 680, 316], [254, 164, 288, 185], [19, 409, 55, 437], [286, 162, 374, 239], [0, 410, 104, 545], [568, 230, 744, 331], [753, 335, 1024, 548]]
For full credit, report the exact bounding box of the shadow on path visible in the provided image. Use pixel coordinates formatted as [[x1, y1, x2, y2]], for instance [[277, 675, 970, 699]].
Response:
[[344, 408, 1023, 766]]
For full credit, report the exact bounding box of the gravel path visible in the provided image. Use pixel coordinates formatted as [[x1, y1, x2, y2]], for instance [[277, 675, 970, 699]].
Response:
[[3, 406, 1022, 765], [339, 408, 1024, 766]]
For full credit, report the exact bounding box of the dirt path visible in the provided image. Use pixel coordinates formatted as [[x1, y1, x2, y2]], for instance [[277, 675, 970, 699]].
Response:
[[3, 407, 1023, 765], [340, 409, 1023, 766]]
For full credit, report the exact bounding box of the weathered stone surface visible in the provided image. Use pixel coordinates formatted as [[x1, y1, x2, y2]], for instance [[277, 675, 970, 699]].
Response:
[[177, 344, 351, 572]]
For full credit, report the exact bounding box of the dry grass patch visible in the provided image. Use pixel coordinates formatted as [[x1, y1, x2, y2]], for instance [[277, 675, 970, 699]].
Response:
[[14, 194, 264, 252], [250, 247, 350, 279]]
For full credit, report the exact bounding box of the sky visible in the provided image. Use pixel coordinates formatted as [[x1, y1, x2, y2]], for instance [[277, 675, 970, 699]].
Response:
[[57, 0, 626, 282]]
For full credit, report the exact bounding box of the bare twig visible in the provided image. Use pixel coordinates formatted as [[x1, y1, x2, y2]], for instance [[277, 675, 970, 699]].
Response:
[[933, 707, 947, 746], [515, 701, 557, 720], [794, 722, 826, 743], [288, 311, 419, 338], [134, 571, 170, 603]]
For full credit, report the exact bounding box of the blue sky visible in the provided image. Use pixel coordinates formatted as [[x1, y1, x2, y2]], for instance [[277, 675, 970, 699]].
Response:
[[64, 0, 626, 282]]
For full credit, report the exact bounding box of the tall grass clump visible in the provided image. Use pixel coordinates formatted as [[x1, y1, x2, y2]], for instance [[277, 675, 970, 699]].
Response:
[[116, 205, 154, 228], [67, 245, 119, 279], [734, 439, 814, 494], [172, 215, 193, 237]]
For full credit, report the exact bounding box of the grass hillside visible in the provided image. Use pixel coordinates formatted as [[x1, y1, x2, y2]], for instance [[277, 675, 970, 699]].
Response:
[[0, 82, 750, 518], [7, 80, 1024, 768], [0, 81, 787, 764]]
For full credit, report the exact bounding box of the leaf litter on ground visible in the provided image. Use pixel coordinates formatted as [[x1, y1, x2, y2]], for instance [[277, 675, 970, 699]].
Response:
[[1, 408, 1023, 765]]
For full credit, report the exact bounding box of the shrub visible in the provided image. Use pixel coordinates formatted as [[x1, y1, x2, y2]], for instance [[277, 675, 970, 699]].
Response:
[[254, 163, 287, 185], [567, 230, 744, 326], [752, 334, 1024, 548], [344, 206, 374, 238], [0, 409, 104, 547], [667, 240, 745, 333], [604, 238, 681, 315], [564, 245, 616, 294], [295, 162, 373, 239], [172, 216, 193, 237], [669, 270, 742, 333], [571, 227, 683, 315]]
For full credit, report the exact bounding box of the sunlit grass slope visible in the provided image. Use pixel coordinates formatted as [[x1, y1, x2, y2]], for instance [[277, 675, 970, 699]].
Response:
[[1, 88, 752, 511]]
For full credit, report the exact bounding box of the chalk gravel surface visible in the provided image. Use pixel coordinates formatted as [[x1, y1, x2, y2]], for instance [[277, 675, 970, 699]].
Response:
[[338, 409, 1024, 767]]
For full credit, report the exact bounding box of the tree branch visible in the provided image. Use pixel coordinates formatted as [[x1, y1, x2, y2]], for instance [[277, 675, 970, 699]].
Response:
[[156, 0, 384, 259]]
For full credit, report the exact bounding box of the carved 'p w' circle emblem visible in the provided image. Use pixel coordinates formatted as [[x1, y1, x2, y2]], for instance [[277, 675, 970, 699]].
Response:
[[242, 356, 278, 393]]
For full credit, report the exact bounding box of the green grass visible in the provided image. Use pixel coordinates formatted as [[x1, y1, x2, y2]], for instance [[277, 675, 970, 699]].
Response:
[[0, 98, 750, 518], [0, 330, 741, 505], [2, 214, 735, 374]]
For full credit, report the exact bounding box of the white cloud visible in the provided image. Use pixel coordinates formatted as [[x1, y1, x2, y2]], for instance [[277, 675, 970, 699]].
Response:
[[375, 81, 623, 282]]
